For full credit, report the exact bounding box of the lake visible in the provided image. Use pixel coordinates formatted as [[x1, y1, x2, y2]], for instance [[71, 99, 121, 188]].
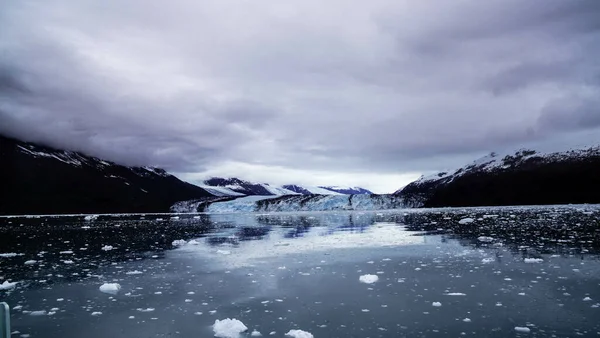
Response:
[[1, 205, 600, 337]]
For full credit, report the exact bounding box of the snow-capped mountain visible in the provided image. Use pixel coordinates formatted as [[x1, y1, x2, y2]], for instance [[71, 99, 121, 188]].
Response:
[[396, 145, 600, 207], [204, 177, 299, 196], [318, 186, 373, 195], [281, 184, 343, 195], [0, 134, 213, 215]]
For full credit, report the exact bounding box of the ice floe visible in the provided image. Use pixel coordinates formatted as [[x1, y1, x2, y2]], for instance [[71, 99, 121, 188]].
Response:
[[212, 318, 248, 338], [359, 274, 379, 284], [99, 283, 121, 295]]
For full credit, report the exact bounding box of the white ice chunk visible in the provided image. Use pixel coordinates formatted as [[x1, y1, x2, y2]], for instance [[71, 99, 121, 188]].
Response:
[[84, 215, 99, 221], [477, 236, 494, 242], [125, 270, 143, 275], [359, 274, 379, 284], [583, 297, 592, 301], [458, 218, 474, 224], [514, 327, 531, 333], [432, 302, 442, 307], [212, 318, 248, 338], [285, 329, 314, 338], [0, 280, 17, 290], [24, 260, 37, 265], [136, 308, 155, 312], [91, 312, 102, 316], [99, 283, 121, 295], [172, 240, 187, 247], [101, 245, 114, 251], [0, 253, 22, 258], [29, 311, 47, 316], [524, 258, 543, 263], [251, 330, 262, 336], [444, 293, 466, 296]]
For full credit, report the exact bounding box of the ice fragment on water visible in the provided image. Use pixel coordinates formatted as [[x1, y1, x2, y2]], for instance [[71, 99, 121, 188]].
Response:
[[285, 329, 314, 338], [99, 283, 121, 295], [524, 258, 543, 263], [359, 274, 379, 284], [0, 280, 17, 290], [212, 318, 248, 338]]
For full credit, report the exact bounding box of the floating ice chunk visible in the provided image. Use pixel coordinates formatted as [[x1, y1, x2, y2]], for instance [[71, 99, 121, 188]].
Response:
[[477, 236, 494, 242], [0, 280, 17, 290], [172, 240, 187, 247], [99, 283, 121, 295], [101, 245, 114, 251], [59, 250, 73, 254], [187, 239, 200, 245], [0, 253, 22, 258], [583, 297, 592, 301], [359, 274, 379, 284], [91, 312, 102, 316], [29, 311, 47, 316], [63, 260, 74, 264], [285, 329, 314, 338], [84, 215, 99, 221], [126, 270, 143, 275], [24, 260, 37, 265], [432, 302, 442, 307], [444, 293, 466, 296], [217, 250, 231, 255], [458, 218, 474, 224], [463, 318, 471, 322], [136, 308, 155, 312], [251, 330, 262, 336], [212, 318, 248, 338], [514, 327, 531, 333], [524, 258, 543, 263]]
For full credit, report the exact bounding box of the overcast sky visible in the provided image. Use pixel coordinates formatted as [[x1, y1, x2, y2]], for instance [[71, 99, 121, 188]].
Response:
[[1, 0, 599, 193]]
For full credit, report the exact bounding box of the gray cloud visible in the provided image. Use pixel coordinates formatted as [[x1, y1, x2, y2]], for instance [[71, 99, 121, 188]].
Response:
[[1, 0, 599, 192]]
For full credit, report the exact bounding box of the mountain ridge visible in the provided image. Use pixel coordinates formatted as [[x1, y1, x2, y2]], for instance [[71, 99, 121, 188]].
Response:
[[0, 134, 213, 215], [395, 145, 600, 207]]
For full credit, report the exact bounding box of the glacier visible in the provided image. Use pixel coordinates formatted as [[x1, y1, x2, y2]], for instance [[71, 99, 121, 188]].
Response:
[[172, 194, 415, 213]]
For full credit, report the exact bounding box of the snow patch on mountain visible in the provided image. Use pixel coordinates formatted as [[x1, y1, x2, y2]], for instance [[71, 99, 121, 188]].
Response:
[[319, 186, 373, 195], [282, 184, 343, 195]]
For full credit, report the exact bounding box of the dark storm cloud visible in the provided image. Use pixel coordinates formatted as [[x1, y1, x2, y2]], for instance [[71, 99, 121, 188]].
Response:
[[0, 0, 599, 191]]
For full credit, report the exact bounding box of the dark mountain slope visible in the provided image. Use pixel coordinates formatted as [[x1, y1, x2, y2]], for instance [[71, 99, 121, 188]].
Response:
[[396, 147, 600, 208], [0, 135, 212, 215]]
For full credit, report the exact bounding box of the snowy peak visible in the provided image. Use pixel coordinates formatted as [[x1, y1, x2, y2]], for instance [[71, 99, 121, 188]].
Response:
[[319, 186, 373, 195], [204, 177, 298, 196], [281, 185, 343, 195]]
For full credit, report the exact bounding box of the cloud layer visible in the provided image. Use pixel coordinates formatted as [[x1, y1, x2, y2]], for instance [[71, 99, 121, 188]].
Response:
[[1, 0, 599, 192]]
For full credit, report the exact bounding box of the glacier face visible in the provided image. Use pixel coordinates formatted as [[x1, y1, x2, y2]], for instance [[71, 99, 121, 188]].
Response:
[[190, 194, 413, 213]]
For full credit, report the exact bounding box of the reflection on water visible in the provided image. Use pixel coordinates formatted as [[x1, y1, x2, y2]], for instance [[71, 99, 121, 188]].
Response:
[[1, 205, 600, 338]]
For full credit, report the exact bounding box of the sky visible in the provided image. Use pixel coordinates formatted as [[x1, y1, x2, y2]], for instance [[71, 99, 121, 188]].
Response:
[[0, 0, 599, 193]]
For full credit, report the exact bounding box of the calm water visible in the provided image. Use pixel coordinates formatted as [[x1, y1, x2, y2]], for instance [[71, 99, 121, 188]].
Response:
[[1, 206, 600, 337]]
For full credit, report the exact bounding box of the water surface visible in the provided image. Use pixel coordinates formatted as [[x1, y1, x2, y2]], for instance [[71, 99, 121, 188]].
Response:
[[1, 206, 600, 337]]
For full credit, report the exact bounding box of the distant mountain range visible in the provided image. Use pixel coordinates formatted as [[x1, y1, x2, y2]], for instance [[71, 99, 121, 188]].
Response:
[[395, 146, 600, 207], [202, 178, 373, 196], [0, 134, 213, 215], [4, 132, 599, 214], [0, 134, 372, 214]]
